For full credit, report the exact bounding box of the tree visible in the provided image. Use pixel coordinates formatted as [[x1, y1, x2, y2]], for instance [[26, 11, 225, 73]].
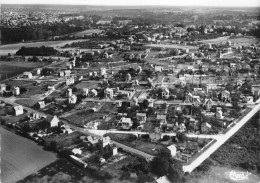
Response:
[[151, 157, 169, 176], [182, 107, 189, 115], [143, 99, 149, 109]]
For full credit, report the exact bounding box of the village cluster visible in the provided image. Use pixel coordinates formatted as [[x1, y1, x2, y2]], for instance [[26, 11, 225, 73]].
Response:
[[1, 17, 260, 181]]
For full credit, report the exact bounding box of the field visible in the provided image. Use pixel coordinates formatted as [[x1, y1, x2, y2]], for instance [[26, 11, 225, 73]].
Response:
[[199, 36, 260, 46], [1, 127, 57, 183], [0, 61, 47, 81], [72, 29, 103, 37], [0, 39, 86, 55], [145, 43, 199, 50]]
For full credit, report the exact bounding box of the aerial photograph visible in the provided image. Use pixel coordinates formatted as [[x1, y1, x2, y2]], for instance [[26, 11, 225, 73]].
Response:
[[0, 0, 260, 182]]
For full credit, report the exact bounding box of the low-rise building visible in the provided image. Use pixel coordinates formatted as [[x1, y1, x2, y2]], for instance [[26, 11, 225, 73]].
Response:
[[136, 113, 147, 124], [45, 115, 59, 127], [68, 94, 77, 104], [104, 88, 113, 98], [23, 72, 32, 79], [117, 117, 133, 130], [13, 105, 23, 116]]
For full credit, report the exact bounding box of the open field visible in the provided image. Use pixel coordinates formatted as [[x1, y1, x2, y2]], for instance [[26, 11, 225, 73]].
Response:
[[72, 29, 103, 37], [0, 39, 86, 55], [0, 62, 47, 81], [1, 127, 57, 183], [145, 43, 199, 50], [199, 36, 260, 46]]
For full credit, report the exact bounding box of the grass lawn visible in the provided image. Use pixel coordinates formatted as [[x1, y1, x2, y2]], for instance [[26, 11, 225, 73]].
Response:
[[66, 111, 105, 125], [15, 99, 38, 108]]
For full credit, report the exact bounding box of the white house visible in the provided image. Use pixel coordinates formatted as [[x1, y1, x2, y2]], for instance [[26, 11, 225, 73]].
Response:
[[0, 84, 6, 93], [154, 66, 163, 72], [167, 144, 177, 157], [216, 107, 224, 119], [156, 176, 171, 183], [48, 86, 55, 92], [23, 72, 32, 79], [12, 86, 20, 96], [102, 136, 111, 147], [13, 105, 23, 116], [68, 94, 77, 104], [100, 67, 106, 76], [82, 88, 89, 97], [66, 76, 75, 86], [72, 148, 82, 155], [117, 117, 133, 130], [36, 101, 45, 109], [67, 88, 72, 97], [90, 89, 98, 97], [104, 88, 113, 98], [45, 115, 59, 127], [243, 96, 254, 103], [162, 88, 170, 99]]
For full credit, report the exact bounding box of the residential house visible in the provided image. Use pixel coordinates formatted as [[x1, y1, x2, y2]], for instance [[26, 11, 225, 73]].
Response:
[[167, 144, 177, 157], [13, 105, 23, 116], [67, 88, 72, 97], [201, 122, 212, 133], [157, 114, 167, 127], [35, 101, 45, 109], [102, 136, 111, 147], [193, 97, 201, 107], [90, 89, 98, 97], [45, 115, 59, 127], [136, 113, 147, 124], [64, 70, 71, 77], [0, 84, 6, 93], [243, 96, 254, 103], [72, 148, 82, 155], [100, 67, 106, 76], [204, 98, 213, 111], [23, 72, 32, 79], [216, 107, 224, 119], [12, 86, 20, 96], [252, 85, 260, 98], [154, 66, 163, 72], [105, 88, 113, 98], [179, 123, 186, 132], [162, 88, 170, 99], [68, 95, 77, 104], [82, 88, 89, 97], [221, 90, 231, 102], [48, 86, 55, 92], [117, 117, 133, 130], [66, 76, 75, 86]]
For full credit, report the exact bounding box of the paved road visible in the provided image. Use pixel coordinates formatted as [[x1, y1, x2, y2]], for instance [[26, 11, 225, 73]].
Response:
[[183, 99, 260, 173]]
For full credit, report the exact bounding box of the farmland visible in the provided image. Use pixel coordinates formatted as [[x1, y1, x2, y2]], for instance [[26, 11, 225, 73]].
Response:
[[0, 39, 87, 55], [1, 127, 57, 183], [72, 29, 103, 37], [0, 61, 46, 81], [145, 43, 199, 50], [199, 36, 260, 46]]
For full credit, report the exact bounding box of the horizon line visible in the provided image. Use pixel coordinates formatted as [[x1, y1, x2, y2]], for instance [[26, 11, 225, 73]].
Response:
[[2, 3, 260, 8]]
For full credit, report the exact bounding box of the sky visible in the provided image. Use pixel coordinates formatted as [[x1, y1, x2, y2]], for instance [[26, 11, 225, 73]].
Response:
[[2, 0, 260, 7]]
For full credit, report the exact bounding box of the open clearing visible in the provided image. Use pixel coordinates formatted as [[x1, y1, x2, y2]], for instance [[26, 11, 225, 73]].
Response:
[[1, 127, 57, 183], [199, 36, 259, 46], [145, 43, 199, 50], [0, 39, 86, 55], [72, 29, 103, 37], [0, 61, 47, 81]]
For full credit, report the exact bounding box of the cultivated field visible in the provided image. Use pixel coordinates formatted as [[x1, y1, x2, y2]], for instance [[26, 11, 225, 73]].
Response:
[[0, 62, 47, 81], [0, 39, 86, 55], [72, 29, 103, 37], [145, 43, 199, 50], [1, 127, 57, 183], [199, 36, 230, 45]]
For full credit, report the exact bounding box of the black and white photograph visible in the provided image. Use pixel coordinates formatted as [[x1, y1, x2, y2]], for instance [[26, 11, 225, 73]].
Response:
[[0, 0, 260, 183]]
